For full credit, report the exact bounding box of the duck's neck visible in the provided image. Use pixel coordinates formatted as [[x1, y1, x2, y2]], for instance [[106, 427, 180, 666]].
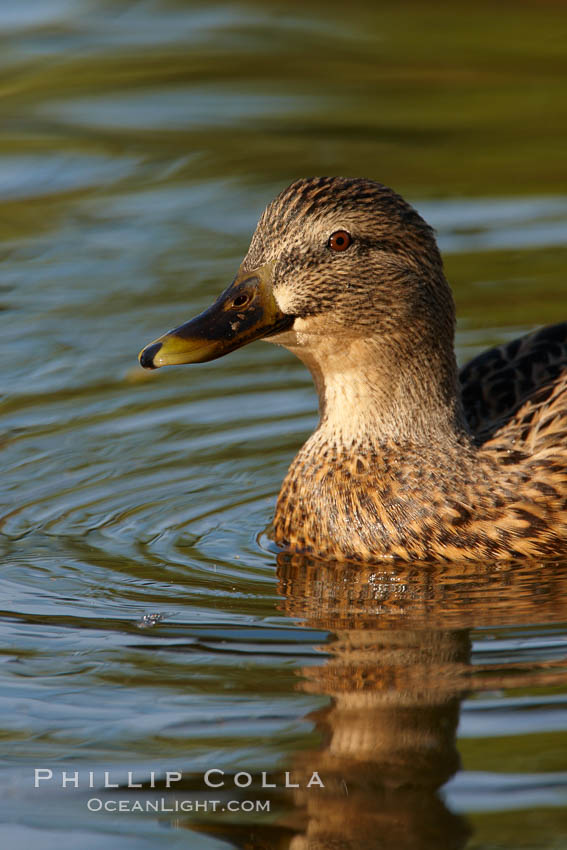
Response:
[[287, 334, 469, 448]]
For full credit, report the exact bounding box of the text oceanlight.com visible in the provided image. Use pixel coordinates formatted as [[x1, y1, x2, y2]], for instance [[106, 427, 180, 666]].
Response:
[[86, 798, 271, 813]]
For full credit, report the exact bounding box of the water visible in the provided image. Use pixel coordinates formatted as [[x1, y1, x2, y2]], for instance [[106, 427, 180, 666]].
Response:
[[1, 1, 567, 847]]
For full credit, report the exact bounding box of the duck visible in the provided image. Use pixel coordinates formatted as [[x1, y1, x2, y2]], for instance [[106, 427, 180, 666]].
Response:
[[139, 176, 567, 563]]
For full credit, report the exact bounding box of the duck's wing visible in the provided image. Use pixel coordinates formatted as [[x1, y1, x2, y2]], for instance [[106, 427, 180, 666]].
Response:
[[459, 321, 567, 444]]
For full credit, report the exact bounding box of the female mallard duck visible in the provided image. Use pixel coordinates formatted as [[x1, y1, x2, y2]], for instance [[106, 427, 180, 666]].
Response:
[[139, 177, 567, 562]]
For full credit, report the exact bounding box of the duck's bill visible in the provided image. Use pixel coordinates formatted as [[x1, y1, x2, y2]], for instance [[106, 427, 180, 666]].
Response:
[[138, 263, 294, 369]]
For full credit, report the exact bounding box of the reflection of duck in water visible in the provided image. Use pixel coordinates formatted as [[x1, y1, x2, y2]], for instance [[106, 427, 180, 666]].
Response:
[[140, 177, 567, 563], [186, 558, 567, 850], [196, 627, 471, 850]]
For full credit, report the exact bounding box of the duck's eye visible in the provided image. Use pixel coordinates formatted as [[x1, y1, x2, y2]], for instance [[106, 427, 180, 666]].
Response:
[[328, 230, 352, 252]]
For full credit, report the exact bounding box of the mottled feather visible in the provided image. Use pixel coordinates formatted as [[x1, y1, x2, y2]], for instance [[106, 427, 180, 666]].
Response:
[[460, 322, 567, 443]]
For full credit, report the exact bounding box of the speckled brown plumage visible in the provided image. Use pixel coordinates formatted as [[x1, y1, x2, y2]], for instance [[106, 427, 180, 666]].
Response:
[[244, 177, 567, 563], [273, 334, 567, 562]]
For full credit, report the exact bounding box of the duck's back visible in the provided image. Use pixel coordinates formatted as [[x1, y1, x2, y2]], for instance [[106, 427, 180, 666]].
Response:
[[460, 322, 567, 456], [459, 323, 567, 556]]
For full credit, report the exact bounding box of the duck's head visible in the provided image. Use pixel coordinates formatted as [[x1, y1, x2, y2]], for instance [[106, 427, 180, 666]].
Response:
[[139, 176, 454, 369], [139, 176, 462, 438]]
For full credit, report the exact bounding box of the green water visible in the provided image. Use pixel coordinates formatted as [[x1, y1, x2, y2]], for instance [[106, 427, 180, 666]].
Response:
[[1, 1, 567, 847]]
